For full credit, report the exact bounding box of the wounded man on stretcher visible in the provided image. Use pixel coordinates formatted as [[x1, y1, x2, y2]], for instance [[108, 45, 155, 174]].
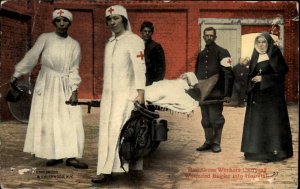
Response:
[[144, 72, 223, 113], [67, 72, 223, 114]]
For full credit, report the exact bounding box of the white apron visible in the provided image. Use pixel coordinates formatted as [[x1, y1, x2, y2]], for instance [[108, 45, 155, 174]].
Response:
[[97, 31, 146, 174], [13, 32, 84, 159]]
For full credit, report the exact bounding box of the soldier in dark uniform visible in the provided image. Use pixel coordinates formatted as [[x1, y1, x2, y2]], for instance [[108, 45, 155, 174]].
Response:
[[140, 21, 166, 152], [140, 21, 166, 86], [195, 27, 234, 153]]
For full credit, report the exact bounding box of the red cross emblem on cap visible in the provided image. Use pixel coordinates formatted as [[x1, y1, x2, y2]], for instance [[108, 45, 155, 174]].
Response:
[[108, 7, 114, 15], [136, 51, 144, 60], [57, 10, 64, 16], [227, 58, 232, 65]]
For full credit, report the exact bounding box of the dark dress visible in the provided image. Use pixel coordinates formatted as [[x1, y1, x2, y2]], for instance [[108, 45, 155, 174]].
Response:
[[241, 32, 293, 162]]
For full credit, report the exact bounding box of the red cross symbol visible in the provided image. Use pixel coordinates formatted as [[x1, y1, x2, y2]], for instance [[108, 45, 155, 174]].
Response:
[[57, 10, 64, 16], [136, 51, 144, 60], [108, 7, 114, 14], [227, 58, 232, 65]]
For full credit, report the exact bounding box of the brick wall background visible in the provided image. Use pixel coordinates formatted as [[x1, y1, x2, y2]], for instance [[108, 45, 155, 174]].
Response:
[[0, 0, 298, 120]]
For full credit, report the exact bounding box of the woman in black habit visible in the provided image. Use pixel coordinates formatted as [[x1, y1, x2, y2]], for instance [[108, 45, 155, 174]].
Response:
[[241, 32, 293, 162]]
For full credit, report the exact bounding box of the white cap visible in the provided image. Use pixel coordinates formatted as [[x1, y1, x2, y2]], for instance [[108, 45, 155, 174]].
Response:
[[52, 9, 73, 22], [105, 5, 131, 31], [105, 5, 128, 19]]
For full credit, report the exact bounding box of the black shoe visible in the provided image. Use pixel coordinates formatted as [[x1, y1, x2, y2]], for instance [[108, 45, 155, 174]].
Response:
[[129, 170, 144, 179], [196, 143, 211, 151], [46, 159, 63, 166], [66, 158, 88, 169], [211, 143, 221, 153], [91, 174, 112, 183]]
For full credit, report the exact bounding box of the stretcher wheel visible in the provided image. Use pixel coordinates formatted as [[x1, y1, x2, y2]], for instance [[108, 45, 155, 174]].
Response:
[[7, 82, 33, 123]]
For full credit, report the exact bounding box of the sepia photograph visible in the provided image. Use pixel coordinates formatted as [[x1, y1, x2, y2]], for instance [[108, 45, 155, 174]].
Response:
[[0, 0, 298, 188]]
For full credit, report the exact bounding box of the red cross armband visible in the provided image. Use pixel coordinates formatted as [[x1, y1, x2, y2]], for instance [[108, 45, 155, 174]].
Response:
[[220, 57, 232, 67], [136, 50, 145, 63]]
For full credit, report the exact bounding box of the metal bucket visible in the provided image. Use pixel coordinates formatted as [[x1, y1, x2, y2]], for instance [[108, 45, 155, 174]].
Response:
[[7, 81, 33, 123]]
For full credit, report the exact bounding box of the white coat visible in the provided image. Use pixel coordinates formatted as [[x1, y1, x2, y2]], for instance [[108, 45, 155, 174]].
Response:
[[97, 31, 146, 174], [13, 32, 84, 159]]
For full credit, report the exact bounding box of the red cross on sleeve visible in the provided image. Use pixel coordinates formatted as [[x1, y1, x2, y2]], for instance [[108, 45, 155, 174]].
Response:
[[136, 51, 144, 60], [227, 58, 232, 65]]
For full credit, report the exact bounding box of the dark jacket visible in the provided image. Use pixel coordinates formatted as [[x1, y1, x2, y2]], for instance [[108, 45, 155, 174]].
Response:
[[145, 39, 166, 86], [195, 42, 234, 100]]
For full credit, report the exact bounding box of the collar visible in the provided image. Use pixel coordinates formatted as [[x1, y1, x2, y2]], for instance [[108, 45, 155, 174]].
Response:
[[205, 42, 216, 49], [108, 31, 130, 42], [145, 39, 153, 45]]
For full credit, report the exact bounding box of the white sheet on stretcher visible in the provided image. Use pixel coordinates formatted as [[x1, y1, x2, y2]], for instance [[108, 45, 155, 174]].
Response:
[[145, 73, 219, 113], [145, 78, 198, 113]]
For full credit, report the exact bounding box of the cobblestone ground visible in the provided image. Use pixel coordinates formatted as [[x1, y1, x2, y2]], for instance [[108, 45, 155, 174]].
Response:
[[0, 104, 298, 189]]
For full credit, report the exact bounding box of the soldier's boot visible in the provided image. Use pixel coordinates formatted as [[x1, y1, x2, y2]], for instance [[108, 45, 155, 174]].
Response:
[[211, 127, 223, 153], [196, 128, 213, 151]]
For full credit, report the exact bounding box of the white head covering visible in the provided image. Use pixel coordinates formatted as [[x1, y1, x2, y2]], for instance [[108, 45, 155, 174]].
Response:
[[254, 35, 268, 54], [52, 9, 73, 22], [254, 35, 270, 63], [105, 5, 131, 31]]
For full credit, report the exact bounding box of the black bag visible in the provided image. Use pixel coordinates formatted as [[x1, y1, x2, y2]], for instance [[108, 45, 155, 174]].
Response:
[[118, 103, 169, 171], [119, 110, 152, 170], [151, 118, 168, 141]]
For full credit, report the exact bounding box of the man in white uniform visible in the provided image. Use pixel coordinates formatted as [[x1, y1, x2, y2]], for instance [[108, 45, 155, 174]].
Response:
[[91, 5, 146, 183], [10, 9, 88, 169]]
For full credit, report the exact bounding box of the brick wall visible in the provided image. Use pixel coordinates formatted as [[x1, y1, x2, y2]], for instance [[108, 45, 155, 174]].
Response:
[[0, 1, 298, 121], [129, 10, 188, 79], [0, 9, 31, 120], [0, 1, 47, 120]]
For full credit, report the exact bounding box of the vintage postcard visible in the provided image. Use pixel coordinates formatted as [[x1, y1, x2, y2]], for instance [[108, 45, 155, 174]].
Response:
[[0, 1, 298, 188]]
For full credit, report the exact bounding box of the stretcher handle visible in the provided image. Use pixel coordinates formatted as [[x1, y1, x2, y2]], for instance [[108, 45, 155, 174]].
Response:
[[65, 100, 101, 113], [199, 99, 226, 105]]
